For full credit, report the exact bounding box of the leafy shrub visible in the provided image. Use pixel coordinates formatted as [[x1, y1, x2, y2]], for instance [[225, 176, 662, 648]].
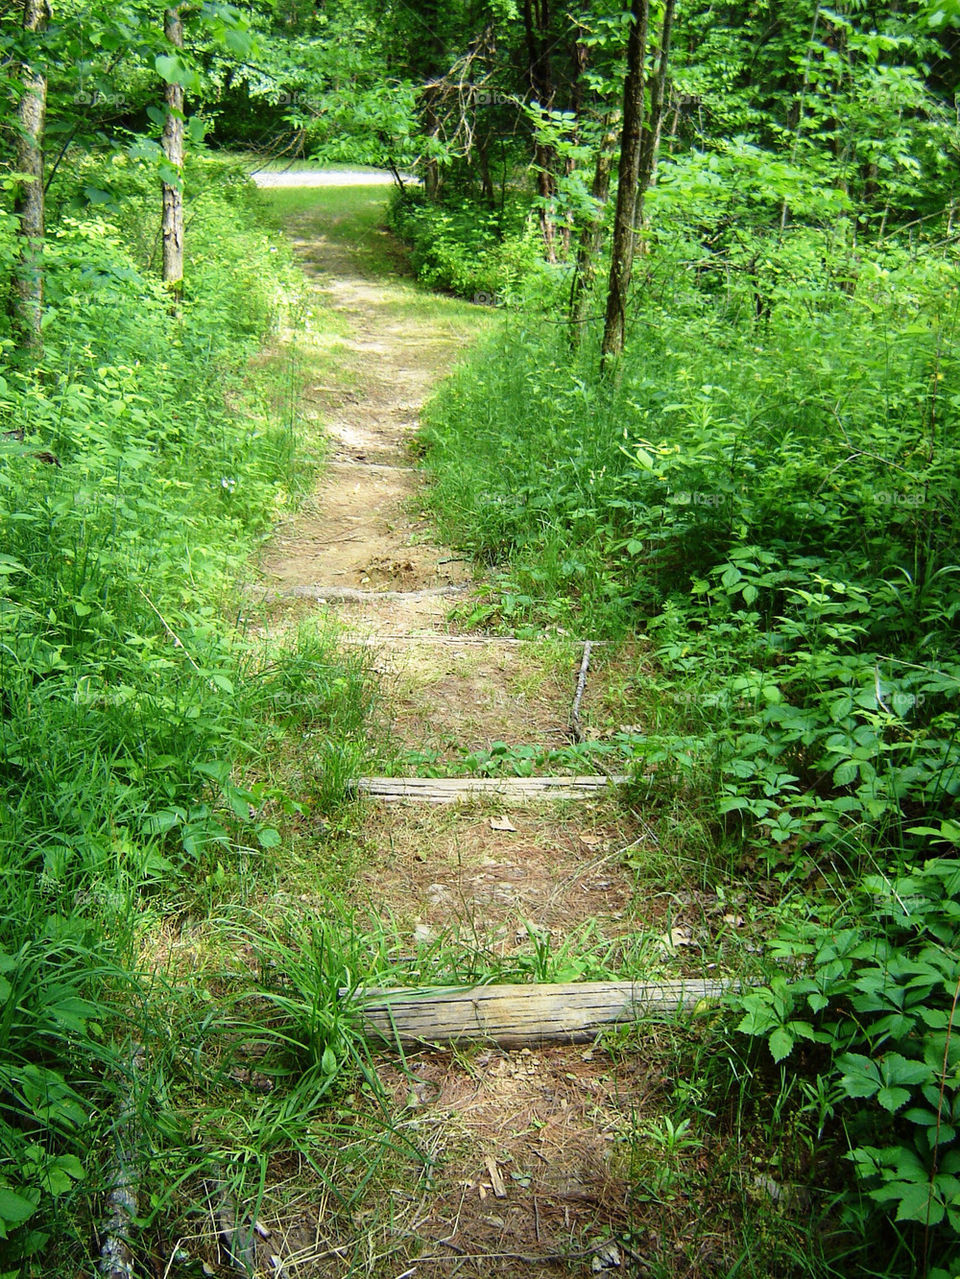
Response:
[[735, 852, 960, 1272], [387, 188, 543, 301]]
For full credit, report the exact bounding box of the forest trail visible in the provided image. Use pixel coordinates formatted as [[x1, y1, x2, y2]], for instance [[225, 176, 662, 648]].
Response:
[[250, 182, 668, 1278]]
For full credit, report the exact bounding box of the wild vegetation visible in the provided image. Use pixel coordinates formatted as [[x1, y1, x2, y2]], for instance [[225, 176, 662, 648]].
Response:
[[2, 0, 960, 1274]]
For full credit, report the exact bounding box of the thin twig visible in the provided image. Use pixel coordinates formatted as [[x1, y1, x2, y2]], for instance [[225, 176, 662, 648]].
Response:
[[137, 587, 206, 680]]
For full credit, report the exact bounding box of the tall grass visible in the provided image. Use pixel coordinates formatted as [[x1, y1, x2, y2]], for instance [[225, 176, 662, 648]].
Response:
[[0, 152, 378, 1270]]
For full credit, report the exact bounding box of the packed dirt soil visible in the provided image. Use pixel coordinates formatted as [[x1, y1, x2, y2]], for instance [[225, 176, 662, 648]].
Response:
[[246, 181, 675, 1278]]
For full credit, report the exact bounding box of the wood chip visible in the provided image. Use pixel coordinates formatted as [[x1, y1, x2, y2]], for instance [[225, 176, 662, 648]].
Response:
[[485, 1156, 507, 1199], [489, 815, 517, 832]]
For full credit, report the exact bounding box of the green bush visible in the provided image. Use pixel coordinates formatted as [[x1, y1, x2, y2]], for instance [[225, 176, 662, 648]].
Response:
[[735, 851, 960, 1273], [387, 188, 543, 301]]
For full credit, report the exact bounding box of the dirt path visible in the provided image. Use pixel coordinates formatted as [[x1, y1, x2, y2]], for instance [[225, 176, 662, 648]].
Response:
[[251, 184, 663, 1277]]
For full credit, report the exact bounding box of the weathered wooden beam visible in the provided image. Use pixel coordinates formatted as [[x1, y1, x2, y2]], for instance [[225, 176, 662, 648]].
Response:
[[258, 584, 470, 603], [346, 979, 729, 1048], [352, 775, 629, 803], [337, 634, 610, 647]]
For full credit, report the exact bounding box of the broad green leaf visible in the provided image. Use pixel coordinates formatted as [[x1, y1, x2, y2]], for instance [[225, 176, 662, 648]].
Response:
[[0, 1188, 38, 1230], [769, 1026, 794, 1062], [877, 1085, 911, 1113]]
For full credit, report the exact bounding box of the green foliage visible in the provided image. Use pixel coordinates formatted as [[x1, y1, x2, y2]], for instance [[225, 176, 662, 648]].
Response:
[[734, 854, 960, 1267], [387, 188, 544, 301], [0, 152, 374, 1269], [416, 64, 960, 1265]]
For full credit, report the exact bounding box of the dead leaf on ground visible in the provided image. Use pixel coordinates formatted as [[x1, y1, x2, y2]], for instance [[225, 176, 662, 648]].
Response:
[[660, 925, 696, 949]]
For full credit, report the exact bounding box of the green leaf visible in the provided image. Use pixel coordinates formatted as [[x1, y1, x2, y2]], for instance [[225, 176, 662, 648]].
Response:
[[257, 827, 281, 850], [877, 1086, 911, 1113], [0, 1188, 38, 1231], [833, 761, 858, 786], [155, 54, 198, 90], [320, 1046, 337, 1076], [881, 1052, 933, 1089], [769, 1026, 794, 1062], [221, 27, 252, 56], [838, 1053, 881, 1099]]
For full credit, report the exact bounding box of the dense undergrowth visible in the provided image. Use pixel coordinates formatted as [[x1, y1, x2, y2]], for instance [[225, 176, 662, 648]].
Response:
[[416, 214, 960, 1270], [386, 186, 544, 303], [0, 154, 377, 1270]]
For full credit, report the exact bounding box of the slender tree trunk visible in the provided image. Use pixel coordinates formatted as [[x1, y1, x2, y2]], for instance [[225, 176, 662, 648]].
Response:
[[634, 0, 676, 233], [10, 0, 48, 355], [477, 128, 495, 205], [161, 6, 185, 299], [568, 112, 619, 344], [522, 0, 557, 261], [560, 37, 588, 258], [600, 0, 650, 371], [422, 93, 441, 201]]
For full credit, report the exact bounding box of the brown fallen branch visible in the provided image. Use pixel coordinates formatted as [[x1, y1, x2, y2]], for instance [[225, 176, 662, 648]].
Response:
[[345, 978, 731, 1049]]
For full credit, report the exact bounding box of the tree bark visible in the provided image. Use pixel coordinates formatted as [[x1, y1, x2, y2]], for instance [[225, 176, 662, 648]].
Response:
[[600, 0, 650, 372], [522, 0, 557, 261], [161, 6, 185, 300], [568, 112, 619, 344], [635, 0, 676, 232], [10, 0, 48, 356], [422, 91, 441, 201]]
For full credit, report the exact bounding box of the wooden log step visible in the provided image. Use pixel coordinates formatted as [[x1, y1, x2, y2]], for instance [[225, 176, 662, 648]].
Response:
[[328, 458, 413, 474], [257, 584, 471, 603], [339, 634, 607, 647], [352, 775, 629, 803], [347, 979, 730, 1048]]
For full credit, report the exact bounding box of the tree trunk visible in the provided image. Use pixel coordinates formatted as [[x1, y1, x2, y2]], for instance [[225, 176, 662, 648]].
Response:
[[560, 36, 588, 258], [161, 6, 185, 300], [422, 93, 441, 201], [477, 128, 495, 205], [10, 0, 48, 356], [522, 0, 557, 261], [600, 0, 650, 371], [568, 112, 619, 344], [635, 0, 676, 232]]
